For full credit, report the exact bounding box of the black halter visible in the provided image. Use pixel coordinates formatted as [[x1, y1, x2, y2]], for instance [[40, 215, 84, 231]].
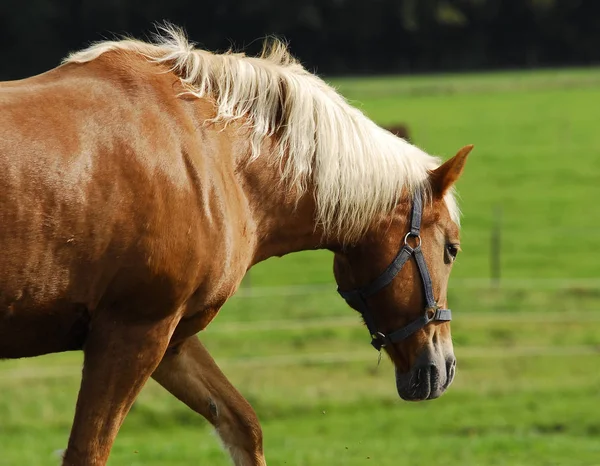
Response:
[[337, 191, 452, 351]]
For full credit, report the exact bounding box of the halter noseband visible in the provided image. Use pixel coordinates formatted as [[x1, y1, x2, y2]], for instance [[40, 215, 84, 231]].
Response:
[[337, 191, 452, 351]]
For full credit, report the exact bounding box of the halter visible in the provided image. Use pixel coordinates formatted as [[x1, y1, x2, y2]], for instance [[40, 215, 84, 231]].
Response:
[[337, 191, 452, 351]]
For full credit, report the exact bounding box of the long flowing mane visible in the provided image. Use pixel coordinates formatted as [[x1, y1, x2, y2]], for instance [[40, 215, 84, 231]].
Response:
[[66, 25, 459, 242]]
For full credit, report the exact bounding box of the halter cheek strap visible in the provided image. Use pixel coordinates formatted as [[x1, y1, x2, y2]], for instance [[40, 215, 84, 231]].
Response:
[[337, 191, 452, 351]]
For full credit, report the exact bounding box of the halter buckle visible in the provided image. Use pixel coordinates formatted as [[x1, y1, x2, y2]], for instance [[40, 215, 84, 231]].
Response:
[[425, 306, 439, 321], [370, 332, 387, 350]]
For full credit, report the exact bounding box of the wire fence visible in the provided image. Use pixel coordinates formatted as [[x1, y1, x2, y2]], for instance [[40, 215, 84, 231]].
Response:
[[1, 343, 598, 384], [203, 312, 600, 334], [234, 277, 600, 299]]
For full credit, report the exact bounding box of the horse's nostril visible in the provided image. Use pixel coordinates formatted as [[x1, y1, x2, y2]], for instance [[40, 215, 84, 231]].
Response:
[[445, 358, 456, 384], [446, 357, 456, 371]]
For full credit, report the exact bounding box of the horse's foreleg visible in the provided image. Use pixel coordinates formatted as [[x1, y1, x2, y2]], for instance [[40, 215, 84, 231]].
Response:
[[62, 313, 178, 466], [152, 335, 266, 466]]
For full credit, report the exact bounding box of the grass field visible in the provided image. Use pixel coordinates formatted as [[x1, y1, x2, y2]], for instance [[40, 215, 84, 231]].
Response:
[[1, 68, 600, 465]]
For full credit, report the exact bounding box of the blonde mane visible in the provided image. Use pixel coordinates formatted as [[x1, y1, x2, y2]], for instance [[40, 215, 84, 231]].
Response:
[[66, 25, 460, 242]]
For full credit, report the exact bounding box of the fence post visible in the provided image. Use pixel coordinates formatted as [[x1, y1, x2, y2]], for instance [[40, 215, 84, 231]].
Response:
[[491, 205, 502, 288]]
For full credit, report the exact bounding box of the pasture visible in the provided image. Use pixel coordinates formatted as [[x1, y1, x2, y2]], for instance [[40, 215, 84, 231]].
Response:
[[1, 68, 600, 465]]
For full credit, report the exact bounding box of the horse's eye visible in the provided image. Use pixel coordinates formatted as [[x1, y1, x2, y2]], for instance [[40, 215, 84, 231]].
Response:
[[446, 244, 459, 261]]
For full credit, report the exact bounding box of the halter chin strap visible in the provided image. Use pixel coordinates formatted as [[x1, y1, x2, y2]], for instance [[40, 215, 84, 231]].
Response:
[[337, 191, 452, 351]]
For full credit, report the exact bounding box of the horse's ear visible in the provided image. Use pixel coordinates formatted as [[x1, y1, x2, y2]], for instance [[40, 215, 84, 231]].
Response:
[[430, 145, 473, 196]]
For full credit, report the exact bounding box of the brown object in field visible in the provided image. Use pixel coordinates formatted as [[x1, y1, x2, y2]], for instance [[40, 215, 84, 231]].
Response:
[[0, 26, 473, 466], [385, 124, 412, 142]]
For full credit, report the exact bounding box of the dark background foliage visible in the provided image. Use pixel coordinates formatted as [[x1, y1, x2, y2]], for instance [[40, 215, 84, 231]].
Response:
[[1, 0, 599, 80]]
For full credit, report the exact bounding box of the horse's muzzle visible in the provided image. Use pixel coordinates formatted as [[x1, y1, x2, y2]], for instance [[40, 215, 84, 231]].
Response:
[[395, 356, 456, 401]]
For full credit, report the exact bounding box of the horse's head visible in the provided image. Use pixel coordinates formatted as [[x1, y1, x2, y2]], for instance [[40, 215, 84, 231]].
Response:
[[333, 145, 472, 401]]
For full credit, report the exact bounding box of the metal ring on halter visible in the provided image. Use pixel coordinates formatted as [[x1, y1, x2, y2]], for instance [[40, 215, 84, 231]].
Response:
[[403, 232, 421, 247], [371, 332, 387, 347]]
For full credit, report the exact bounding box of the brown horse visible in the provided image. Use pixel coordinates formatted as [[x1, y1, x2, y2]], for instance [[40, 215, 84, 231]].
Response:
[[384, 123, 412, 142], [0, 26, 472, 465]]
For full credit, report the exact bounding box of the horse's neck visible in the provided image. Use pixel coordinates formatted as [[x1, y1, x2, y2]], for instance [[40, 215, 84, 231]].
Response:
[[237, 150, 328, 266]]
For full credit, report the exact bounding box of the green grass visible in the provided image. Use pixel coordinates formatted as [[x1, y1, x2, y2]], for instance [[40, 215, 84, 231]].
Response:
[[2, 68, 600, 465]]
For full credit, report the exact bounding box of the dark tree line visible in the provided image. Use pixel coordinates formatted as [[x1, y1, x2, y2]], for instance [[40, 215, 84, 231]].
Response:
[[1, 0, 599, 81]]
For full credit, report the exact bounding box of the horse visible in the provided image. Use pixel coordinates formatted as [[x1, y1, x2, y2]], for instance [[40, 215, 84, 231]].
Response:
[[0, 25, 472, 465]]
